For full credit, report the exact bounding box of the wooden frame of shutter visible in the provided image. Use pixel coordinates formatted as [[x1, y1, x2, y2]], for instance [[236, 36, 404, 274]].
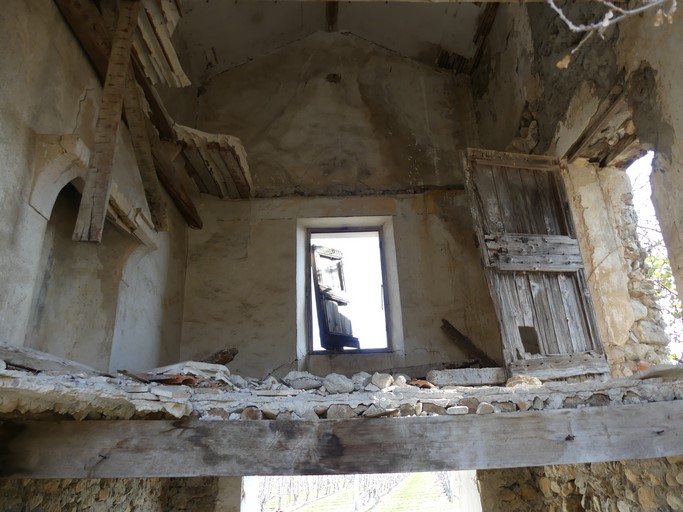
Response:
[[465, 149, 608, 380], [311, 245, 360, 351]]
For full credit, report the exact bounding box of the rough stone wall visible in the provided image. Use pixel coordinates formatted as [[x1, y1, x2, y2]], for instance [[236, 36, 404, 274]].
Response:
[[0, 477, 223, 512], [598, 167, 671, 374], [478, 457, 683, 512]]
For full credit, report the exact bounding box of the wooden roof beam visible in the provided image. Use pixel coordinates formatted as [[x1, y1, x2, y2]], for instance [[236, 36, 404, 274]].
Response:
[[72, 0, 140, 242], [1, 400, 681, 478], [55, 0, 202, 231]]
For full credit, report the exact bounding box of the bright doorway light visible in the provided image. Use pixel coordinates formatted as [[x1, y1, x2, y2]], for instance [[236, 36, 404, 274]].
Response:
[[242, 471, 483, 511]]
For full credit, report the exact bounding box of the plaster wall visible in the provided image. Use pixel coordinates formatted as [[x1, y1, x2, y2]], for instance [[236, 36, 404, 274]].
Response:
[[110, 192, 188, 373], [181, 193, 501, 378], [196, 32, 477, 198], [562, 163, 636, 372], [25, 185, 137, 369], [0, 2, 187, 372]]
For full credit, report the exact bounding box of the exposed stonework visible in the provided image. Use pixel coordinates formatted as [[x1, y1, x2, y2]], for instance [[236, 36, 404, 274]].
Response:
[[1, 361, 681, 422], [0, 476, 222, 512], [479, 457, 683, 512], [602, 167, 672, 374]]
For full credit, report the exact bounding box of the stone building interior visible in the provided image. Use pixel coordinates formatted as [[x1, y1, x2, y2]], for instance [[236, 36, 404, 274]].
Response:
[[1, 0, 683, 510]]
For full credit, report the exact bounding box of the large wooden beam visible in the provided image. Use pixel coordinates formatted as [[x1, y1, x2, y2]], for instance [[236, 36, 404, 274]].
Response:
[[1, 401, 681, 478], [73, 0, 140, 242], [122, 68, 169, 231], [55, 0, 202, 230]]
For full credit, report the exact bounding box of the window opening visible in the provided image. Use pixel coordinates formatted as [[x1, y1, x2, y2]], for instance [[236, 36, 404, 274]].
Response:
[[309, 230, 389, 352], [626, 151, 682, 360]]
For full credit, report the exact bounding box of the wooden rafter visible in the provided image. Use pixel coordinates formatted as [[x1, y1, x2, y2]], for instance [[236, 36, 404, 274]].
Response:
[[123, 69, 169, 231], [436, 4, 498, 74], [73, 0, 140, 242], [55, 0, 202, 230], [1, 401, 681, 478]]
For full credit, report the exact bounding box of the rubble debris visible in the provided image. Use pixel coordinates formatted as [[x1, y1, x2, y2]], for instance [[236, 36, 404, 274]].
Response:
[[447, 405, 469, 415], [408, 379, 436, 389], [323, 373, 355, 394], [326, 404, 357, 419], [351, 371, 371, 390], [203, 348, 238, 365], [476, 402, 496, 414], [283, 371, 323, 390], [0, 343, 104, 376], [427, 367, 506, 387], [506, 375, 543, 387], [371, 372, 394, 389], [137, 361, 233, 388]]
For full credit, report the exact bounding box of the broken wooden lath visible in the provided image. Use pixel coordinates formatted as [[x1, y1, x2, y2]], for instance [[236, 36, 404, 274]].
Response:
[[565, 71, 643, 168], [437, 4, 498, 74], [175, 125, 254, 199], [133, 0, 191, 88]]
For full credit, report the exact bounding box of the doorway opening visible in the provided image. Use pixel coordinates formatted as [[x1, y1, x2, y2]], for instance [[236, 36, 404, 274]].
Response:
[[242, 471, 482, 511]]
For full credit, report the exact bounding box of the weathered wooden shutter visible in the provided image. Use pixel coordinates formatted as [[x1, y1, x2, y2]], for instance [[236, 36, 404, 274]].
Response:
[[311, 245, 360, 351], [465, 149, 609, 379]]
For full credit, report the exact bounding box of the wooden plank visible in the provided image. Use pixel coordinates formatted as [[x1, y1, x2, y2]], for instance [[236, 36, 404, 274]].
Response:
[[503, 169, 533, 233], [534, 169, 563, 235], [55, 0, 200, 228], [122, 68, 168, 231], [542, 274, 574, 354], [576, 269, 603, 353], [495, 273, 527, 359], [509, 352, 610, 379], [519, 169, 546, 235], [565, 71, 627, 163], [426, 367, 506, 386], [470, 162, 504, 239], [485, 234, 584, 272], [218, 146, 252, 198], [376, 360, 483, 379], [73, 0, 141, 242], [467, 148, 559, 171], [528, 273, 560, 355], [1, 401, 681, 478], [182, 142, 227, 198], [558, 273, 591, 354], [468, 4, 499, 73], [149, 134, 203, 229], [490, 165, 519, 234], [0, 343, 103, 376], [142, 0, 191, 86]]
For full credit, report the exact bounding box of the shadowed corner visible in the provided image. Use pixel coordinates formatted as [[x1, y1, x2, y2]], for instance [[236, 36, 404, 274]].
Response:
[[0, 420, 27, 478]]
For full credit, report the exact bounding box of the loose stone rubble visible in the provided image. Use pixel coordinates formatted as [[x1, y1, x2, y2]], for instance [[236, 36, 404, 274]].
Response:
[[1, 361, 681, 422]]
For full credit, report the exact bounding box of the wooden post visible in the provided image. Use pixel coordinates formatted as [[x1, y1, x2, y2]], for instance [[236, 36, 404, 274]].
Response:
[[73, 0, 141, 242]]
